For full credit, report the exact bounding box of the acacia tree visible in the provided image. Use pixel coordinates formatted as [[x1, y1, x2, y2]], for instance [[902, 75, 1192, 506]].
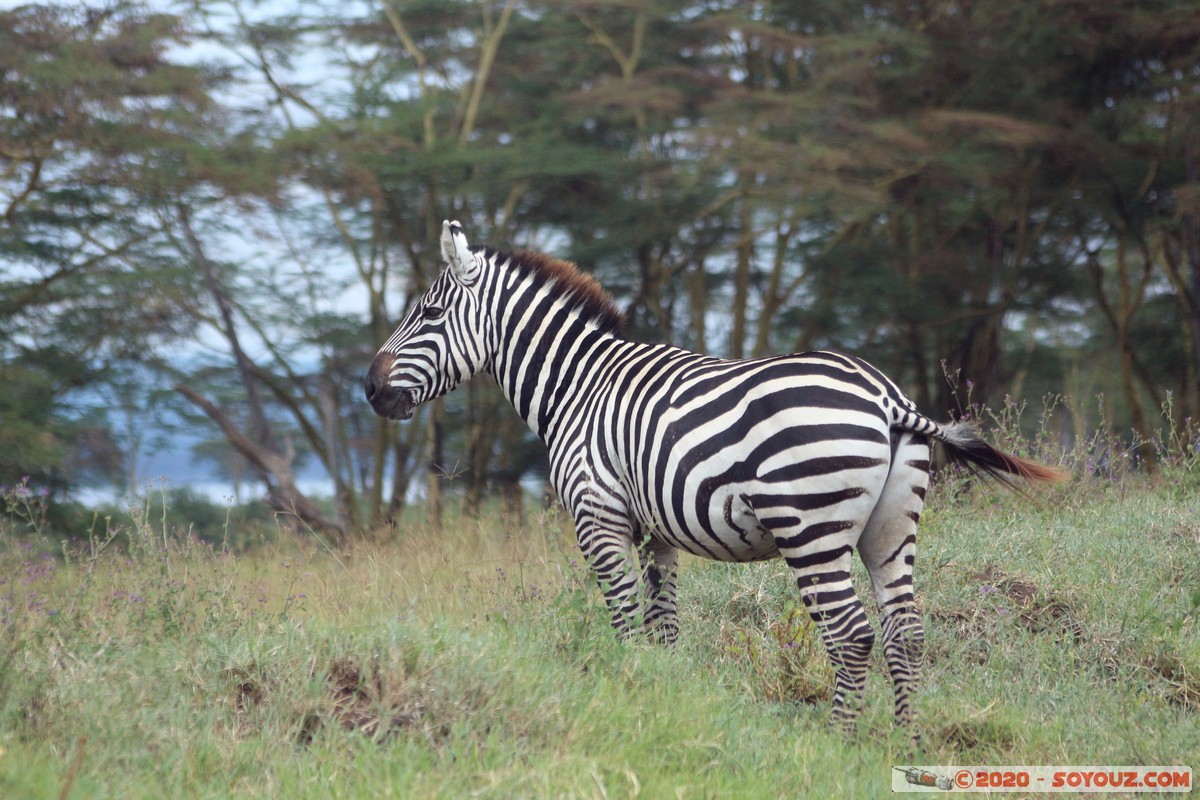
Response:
[[169, 0, 571, 532], [0, 4, 220, 491], [1071, 0, 1200, 444], [693, 0, 1199, 428]]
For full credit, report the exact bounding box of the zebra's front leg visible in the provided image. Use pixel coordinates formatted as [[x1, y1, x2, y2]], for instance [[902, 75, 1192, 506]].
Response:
[[575, 520, 643, 637], [638, 535, 679, 645]]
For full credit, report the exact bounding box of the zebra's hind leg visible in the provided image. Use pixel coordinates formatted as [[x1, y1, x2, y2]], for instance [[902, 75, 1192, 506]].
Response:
[[773, 529, 876, 731], [638, 536, 679, 645], [859, 432, 931, 742]]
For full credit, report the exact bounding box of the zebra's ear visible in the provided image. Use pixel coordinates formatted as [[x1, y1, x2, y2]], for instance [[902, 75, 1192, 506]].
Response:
[[441, 220, 482, 285]]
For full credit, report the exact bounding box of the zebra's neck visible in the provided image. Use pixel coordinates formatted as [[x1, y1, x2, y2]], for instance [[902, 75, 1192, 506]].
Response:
[[482, 257, 624, 441]]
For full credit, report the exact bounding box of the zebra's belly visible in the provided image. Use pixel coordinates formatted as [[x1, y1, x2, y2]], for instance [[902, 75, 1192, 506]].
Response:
[[641, 492, 782, 563]]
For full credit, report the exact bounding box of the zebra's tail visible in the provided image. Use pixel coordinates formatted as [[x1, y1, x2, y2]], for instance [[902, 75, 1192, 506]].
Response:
[[895, 412, 1070, 485]]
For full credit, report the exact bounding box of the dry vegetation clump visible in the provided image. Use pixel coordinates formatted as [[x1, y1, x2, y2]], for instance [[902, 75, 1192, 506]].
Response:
[[1140, 650, 1200, 712], [718, 605, 834, 705]]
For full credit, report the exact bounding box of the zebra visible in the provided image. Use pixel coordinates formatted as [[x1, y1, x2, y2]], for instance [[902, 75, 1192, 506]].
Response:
[[364, 220, 1066, 735]]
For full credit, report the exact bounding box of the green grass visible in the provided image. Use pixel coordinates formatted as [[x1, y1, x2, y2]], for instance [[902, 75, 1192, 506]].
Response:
[[2, 461, 1198, 798]]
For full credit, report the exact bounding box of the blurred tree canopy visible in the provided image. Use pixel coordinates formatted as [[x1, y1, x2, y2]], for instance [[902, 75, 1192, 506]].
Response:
[[2, 0, 1197, 534]]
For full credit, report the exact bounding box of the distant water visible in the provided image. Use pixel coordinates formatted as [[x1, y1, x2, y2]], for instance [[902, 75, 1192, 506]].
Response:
[[74, 477, 336, 507]]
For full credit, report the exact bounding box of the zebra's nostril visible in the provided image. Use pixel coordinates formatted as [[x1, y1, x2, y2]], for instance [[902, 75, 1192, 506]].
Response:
[[365, 352, 398, 411]]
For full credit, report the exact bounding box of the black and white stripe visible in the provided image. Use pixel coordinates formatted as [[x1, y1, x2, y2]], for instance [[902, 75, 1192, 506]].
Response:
[[365, 221, 1065, 736]]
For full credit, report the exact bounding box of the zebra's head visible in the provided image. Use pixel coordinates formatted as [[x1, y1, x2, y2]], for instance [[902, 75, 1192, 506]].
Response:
[[364, 220, 490, 420]]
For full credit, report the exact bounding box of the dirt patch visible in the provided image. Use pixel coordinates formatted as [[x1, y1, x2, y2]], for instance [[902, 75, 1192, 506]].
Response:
[[222, 665, 269, 712], [312, 656, 434, 744], [992, 574, 1037, 607], [1142, 651, 1200, 712], [21, 688, 48, 734], [928, 607, 996, 639], [219, 664, 274, 740], [222, 655, 462, 747], [925, 565, 1087, 667], [1166, 524, 1200, 545], [972, 565, 1085, 642]]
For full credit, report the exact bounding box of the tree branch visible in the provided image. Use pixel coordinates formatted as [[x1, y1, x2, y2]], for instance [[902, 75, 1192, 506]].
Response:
[[175, 383, 347, 544], [459, 0, 516, 146]]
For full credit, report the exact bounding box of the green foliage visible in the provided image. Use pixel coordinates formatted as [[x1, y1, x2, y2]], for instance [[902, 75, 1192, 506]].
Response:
[[0, 3, 233, 493], [0, 365, 67, 489], [2, 478, 279, 556]]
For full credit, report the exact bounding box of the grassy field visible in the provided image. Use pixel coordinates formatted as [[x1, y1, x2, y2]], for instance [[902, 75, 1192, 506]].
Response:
[[2, 449, 1198, 798]]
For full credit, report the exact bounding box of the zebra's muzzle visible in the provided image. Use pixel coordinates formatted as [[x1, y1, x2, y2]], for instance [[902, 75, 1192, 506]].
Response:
[[364, 353, 419, 420]]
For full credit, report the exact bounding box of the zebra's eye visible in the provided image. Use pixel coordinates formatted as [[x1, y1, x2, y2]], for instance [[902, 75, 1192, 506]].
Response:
[[423, 304, 445, 320]]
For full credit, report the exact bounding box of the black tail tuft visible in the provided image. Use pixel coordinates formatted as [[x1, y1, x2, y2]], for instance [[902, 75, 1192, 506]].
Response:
[[936, 422, 1070, 486]]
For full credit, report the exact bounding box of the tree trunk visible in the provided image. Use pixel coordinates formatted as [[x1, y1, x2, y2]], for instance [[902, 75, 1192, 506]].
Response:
[[463, 379, 489, 517], [1182, 146, 1200, 418], [906, 322, 933, 413], [426, 396, 444, 532], [1087, 235, 1159, 468], [173, 204, 349, 543], [751, 223, 796, 358], [729, 188, 754, 359], [386, 422, 419, 526], [318, 369, 358, 531], [942, 309, 1004, 416], [175, 385, 346, 546], [687, 255, 708, 351], [500, 479, 523, 528]]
